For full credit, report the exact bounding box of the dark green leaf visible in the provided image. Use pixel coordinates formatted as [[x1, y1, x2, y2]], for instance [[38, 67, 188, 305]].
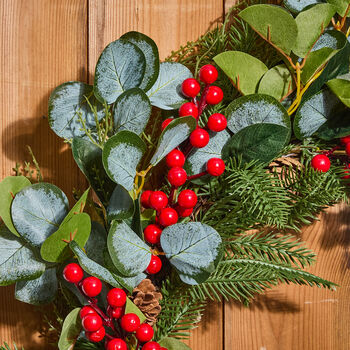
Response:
[[158, 338, 191, 350], [327, 0, 349, 16], [317, 108, 350, 140], [327, 77, 350, 107], [107, 185, 134, 222], [125, 298, 147, 323], [85, 222, 107, 266], [62, 188, 89, 225], [130, 198, 143, 238], [58, 308, 82, 350]]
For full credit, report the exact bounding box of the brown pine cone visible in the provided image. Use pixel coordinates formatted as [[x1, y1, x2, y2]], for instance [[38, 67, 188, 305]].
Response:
[[269, 154, 303, 181], [131, 279, 162, 326]]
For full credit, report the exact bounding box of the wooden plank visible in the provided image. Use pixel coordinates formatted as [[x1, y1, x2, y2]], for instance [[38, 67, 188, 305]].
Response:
[[224, 203, 350, 350], [0, 0, 87, 348]]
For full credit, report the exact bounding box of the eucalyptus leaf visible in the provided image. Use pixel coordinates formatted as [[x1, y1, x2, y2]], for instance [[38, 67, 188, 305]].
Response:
[[225, 94, 290, 134], [113, 88, 152, 135], [58, 308, 82, 350], [125, 298, 147, 323], [317, 108, 350, 140], [327, 0, 349, 16], [284, 0, 324, 14], [258, 64, 294, 101], [147, 62, 192, 110], [159, 337, 191, 350], [222, 123, 290, 164], [121, 31, 160, 91], [62, 188, 90, 226], [130, 198, 143, 238], [40, 213, 91, 263], [214, 51, 268, 95], [107, 221, 151, 277], [15, 267, 58, 305], [102, 131, 146, 191], [94, 39, 146, 104], [85, 222, 107, 266], [72, 137, 115, 206], [11, 183, 69, 248], [48, 82, 104, 139], [239, 4, 297, 54], [293, 3, 336, 57], [0, 176, 31, 236], [150, 116, 196, 165], [327, 78, 350, 107], [107, 185, 134, 222], [0, 226, 45, 286], [70, 241, 122, 288]]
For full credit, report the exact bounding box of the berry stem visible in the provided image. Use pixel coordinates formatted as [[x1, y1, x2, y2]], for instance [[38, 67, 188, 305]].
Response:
[[325, 145, 341, 156], [197, 84, 210, 118], [187, 171, 208, 181], [168, 186, 177, 206]]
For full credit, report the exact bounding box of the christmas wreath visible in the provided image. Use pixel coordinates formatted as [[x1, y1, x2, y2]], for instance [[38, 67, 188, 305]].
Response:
[[1, 1, 350, 349]]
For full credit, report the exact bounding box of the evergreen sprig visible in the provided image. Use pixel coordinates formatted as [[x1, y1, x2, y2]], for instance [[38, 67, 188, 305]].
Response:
[[0, 344, 24, 350]]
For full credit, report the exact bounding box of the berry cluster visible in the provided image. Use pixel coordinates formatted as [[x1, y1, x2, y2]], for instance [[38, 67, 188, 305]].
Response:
[[63, 263, 166, 350]]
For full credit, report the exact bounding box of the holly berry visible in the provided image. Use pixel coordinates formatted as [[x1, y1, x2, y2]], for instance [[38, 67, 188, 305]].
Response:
[[340, 135, 350, 144], [159, 208, 178, 226], [199, 64, 218, 84], [161, 118, 173, 131], [107, 288, 127, 308], [81, 276, 102, 297], [82, 314, 103, 332], [176, 205, 193, 218], [141, 190, 153, 209], [160, 348, 168, 350], [111, 306, 124, 319], [311, 154, 331, 172], [86, 326, 105, 342], [207, 158, 225, 176], [166, 149, 185, 168], [146, 255, 162, 274], [346, 143, 350, 156], [178, 189, 197, 208], [63, 263, 83, 283], [179, 102, 198, 119], [167, 167, 187, 187], [136, 323, 154, 343], [207, 113, 227, 132], [106, 338, 128, 350], [149, 191, 168, 210], [206, 86, 223, 105], [190, 128, 210, 148], [144, 224, 162, 245], [80, 306, 97, 319], [142, 341, 161, 350], [181, 78, 201, 98], [121, 313, 140, 332]]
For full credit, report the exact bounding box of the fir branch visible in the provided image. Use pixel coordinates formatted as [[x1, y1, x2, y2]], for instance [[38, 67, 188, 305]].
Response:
[[0, 343, 24, 350]]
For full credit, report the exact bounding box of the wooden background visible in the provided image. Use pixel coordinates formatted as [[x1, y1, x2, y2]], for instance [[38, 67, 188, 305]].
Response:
[[0, 0, 349, 349]]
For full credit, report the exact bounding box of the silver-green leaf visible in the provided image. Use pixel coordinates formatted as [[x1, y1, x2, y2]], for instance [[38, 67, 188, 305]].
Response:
[[107, 185, 134, 222]]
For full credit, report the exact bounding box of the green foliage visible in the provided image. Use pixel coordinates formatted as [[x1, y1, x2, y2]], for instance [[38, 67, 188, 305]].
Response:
[[58, 308, 81, 350], [0, 343, 24, 350]]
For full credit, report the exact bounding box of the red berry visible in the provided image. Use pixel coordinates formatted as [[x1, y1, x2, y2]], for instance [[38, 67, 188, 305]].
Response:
[[161, 118, 174, 131], [340, 135, 350, 144], [111, 306, 124, 319], [179, 102, 198, 119], [181, 78, 201, 98], [207, 158, 225, 176], [142, 341, 161, 350], [207, 113, 227, 132], [199, 64, 218, 84], [146, 255, 162, 274], [141, 190, 152, 209], [82, 314, 103, 332], [149, 191, 168, 210], [166, 149, 185, 168], [106, 338, 128, 350], [144, 224, 163, 245], [121, 313, 140, 332], [80, 306, 97, 319], [206, 86, 223, 105], [158, 208, 178, 226], [178, 189, 197, 208], [346, 143, 350, 156], [81, 276, 102, 297], [167, 167, 187, 187], [190, 128, 210, 148], [86, 326, 105, 342], [63, 263, 83, 283], [311, 154, 331, 172], [160, 348, 168, 350], [136, 323, 154, 343], [176, 205, 193, 218], [107, 288, 127, 308]]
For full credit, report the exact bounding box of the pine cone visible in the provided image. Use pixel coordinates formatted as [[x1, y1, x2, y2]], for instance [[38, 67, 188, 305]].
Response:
[[269, 154, 303, 180], [131, 279, 162, 326]]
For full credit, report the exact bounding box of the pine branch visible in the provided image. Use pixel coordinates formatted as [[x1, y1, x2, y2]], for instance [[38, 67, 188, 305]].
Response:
[[0, 343, 24, 350]]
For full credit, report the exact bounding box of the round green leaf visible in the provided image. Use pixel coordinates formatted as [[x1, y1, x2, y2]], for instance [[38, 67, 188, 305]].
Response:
[[107, 221, 151, 277], [107, 184, 134, 221], [327, 78, 350, 107], [0, 176, 31, 236], [284, 0, 324, 14], [327, 0, 350, 16], [239, 4, 297, 54], [121, 31, 160, 92], [85, 221, 107, 266], [113, 88, 152, 135], [58, 308, 82, 350], [102, 131, 146, 191], [94, 39, 146, 104], [62, 187, 90, 226], [48, 82, 104, 139], [214, 51, 268, 95], [222, 123, 290, 164], [158, 338, 191, 350], [11, 183, 69, 248], [226, 94, 290, 134], [147, 62, 192, 110], [125, 298, 147, 324], [0, 226, 45, 286]]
